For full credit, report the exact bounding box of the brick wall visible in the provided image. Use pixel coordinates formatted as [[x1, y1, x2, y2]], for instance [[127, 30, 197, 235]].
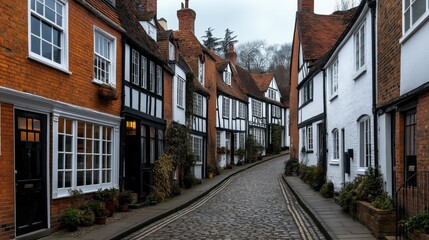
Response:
[[0, 0, 123, 236], [356, 201, 396, 238], [0, 103, 15, 240], [0, 0, 122, 116], [289, 27, 300, 160], [377, 0, 401, 106], [204, 55, 218, 172], [416, 92, 429, 172]]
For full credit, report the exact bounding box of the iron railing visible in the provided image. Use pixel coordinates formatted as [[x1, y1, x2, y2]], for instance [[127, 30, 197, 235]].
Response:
[[395, 171, 429, 238]]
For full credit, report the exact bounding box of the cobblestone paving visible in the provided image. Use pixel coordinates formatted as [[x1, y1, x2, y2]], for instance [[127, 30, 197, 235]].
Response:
[[125, 156, 325, 240]]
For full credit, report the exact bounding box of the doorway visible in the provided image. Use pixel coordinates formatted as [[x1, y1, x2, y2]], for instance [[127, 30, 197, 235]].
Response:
[[15, 110, 47, 236]]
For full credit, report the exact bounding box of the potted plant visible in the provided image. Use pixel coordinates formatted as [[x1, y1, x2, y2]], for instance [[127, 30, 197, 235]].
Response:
[[147, 193, 157, 205], [60, 208, 80, 231], [80, 201, 95, 226], [88, 200, 108, 225], [118, 190, 132, 212], [94, 188, 117, 217]]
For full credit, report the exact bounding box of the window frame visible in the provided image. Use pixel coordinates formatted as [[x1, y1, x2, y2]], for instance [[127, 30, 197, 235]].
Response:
[[168, 41, 176, 61], [156, 65, 163, 96], [198, 58, 205, 85], [222, 96, 230, 118], [300, 80, 313, 106], [141, 56, 147, 89], [238, 102, 246, 119], [307, 125, 313, 151], [224, 70, 231, 85], [53, 116, 116, 198], [329, 58, 338, 98], [332, 129, 339, 161], [359, 116, 371, 168], [28, 0, 69, 72], [252, 99, 262, 118], [131, 49, 139, 85], [93, 26, 117, 87], [403, 0, 428, 34], [193, 93, 203, 116], [268, 88, 277, 101], [177, 76, 185, 108], [272, 105, 281, 118], [192, 135, 203, 164], [149, 61, 155, 92], [354, 22, 366, 72]]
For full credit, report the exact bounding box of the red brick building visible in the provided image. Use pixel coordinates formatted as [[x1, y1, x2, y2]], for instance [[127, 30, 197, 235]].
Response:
[[0, 0, 123, 238]]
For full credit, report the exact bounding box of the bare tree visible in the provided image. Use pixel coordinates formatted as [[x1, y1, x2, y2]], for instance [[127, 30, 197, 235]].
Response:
[[236, 40, 267, 72], [335, 0, 359, 11]]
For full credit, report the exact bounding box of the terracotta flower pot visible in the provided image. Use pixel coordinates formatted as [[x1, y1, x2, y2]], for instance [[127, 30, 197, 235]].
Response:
[[95, 216, 107, 225]]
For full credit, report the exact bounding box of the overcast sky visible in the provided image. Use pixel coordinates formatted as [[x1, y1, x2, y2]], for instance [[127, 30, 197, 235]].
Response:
[[158, 0, 338, 46]]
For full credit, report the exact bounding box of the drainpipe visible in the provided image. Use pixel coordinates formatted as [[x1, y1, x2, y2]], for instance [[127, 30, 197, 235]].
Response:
[[322, 69, 327, 181], [368, 0, 378, 167]]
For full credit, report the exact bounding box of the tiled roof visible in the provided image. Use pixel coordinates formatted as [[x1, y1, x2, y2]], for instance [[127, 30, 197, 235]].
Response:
[[235, 66, 264, 100], [136, 11, 156, 21], [116, 0, 164, 62], [251, 73, 274, 92], [297, 8, 357, 64]]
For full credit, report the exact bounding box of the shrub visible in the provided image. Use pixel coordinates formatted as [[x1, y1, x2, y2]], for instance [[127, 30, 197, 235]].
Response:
[[284, 158, 299, 176], [86, 200, 108, 218], [152, 154, 174, 202], [94, 188, 118, 202], [118, 190, 133, 206], [60, 208, 80, 231], [400, 212, 429, 234], [170, 184, 181, 197], [371, 193, 394, 210], [338, 181, 356, 215], [320, 181, 334, 198], [361, 166, 383, 202], [79, 209, 95, 226], [207, 160, 220, 175]]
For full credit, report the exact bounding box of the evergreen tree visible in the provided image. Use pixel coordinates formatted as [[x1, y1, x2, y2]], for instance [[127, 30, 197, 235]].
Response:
[[201, 27, 221, 51], [220, 28, 238, 56]]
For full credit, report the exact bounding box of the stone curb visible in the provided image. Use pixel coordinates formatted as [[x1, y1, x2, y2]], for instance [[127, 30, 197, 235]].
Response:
[[282, 175, 337, 240]]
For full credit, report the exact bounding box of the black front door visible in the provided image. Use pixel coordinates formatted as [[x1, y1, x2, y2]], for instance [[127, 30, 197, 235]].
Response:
[[15, 110, 47, 236]]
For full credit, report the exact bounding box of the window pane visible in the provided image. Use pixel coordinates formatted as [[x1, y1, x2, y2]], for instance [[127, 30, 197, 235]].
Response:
[[42, 41, 52, 59], [45, 7, 55, 22], [412, 0, 426, 24], [46, 0, 55, 10], [31, 16, 40, 35], [31, 36, 41, 55]]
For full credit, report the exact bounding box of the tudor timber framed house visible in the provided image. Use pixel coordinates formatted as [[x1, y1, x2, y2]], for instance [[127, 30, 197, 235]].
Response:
[[117, 0, 169, 200], [0, 0, 123, 238]]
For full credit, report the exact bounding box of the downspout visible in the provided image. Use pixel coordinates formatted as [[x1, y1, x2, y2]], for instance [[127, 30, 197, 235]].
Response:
[[368, 0, 378, 167], [322, 69, 327, 181]]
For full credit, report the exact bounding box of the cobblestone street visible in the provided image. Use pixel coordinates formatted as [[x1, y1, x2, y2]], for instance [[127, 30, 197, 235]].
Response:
[[124, 156, 325, 240]]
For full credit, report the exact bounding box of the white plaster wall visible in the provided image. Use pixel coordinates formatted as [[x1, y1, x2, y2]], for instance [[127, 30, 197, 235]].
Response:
[[298, 73, 324, 123], [401, 17, 429, 95], [325, 11, 374, 189]]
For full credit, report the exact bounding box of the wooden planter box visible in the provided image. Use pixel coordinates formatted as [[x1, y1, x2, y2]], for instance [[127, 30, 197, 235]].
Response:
[[356, 201, 396, 238]]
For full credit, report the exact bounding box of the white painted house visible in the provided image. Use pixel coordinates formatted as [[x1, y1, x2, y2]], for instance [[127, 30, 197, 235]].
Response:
[[324, 2, 376, 189], [215, 61, 248, 168], [294, 4, 356, 168]]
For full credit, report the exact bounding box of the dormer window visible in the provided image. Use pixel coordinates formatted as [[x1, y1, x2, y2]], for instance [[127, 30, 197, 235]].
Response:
[[141, 20, 157, 41], [169, 41, 175, 61], [268, 88, 277, 100], [224, 71, 231, 85]]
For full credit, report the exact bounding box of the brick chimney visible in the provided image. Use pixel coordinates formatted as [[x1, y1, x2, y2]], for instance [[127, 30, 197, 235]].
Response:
[[177, 0, 196, 33], [141, 0, 157, 13], [225, 44, 237, 64], [298, 0, 314, 12]]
